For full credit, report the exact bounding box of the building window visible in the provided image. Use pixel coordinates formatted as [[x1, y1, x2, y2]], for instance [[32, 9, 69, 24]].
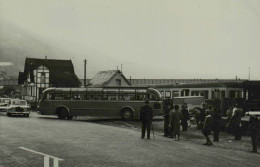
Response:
[[116, 79, 121, 86], [40, 73, 45, 83]]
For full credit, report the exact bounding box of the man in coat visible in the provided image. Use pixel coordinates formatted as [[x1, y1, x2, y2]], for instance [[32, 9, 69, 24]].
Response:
[[168, 104, 175, 138], [249, 115, 259, 153], [181, 103, 189, 131], [211, 107, 222, 141], [140, 100, 153, 139], [198, 103, 207, 129], [229, 104, 243, 140], [203, 110, 213, 146], [172, 105, 183, 141], [163, 100, 171, 137]]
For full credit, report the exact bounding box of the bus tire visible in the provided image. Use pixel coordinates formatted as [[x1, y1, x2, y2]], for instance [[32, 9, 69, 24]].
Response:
[[121, 108, 134, 121], [57, 107, 68, 120]]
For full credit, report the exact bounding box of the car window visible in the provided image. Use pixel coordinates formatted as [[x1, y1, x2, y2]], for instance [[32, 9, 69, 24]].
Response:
[[12, 100, 27, 106]]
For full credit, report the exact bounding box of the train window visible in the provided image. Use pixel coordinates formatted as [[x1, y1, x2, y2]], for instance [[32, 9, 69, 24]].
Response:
[[160, 91, 165, 98], [165, 91, 171, 98], [172, 91, 179, 97]]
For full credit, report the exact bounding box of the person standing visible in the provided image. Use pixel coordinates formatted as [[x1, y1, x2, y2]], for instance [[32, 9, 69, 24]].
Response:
[[229, 104, 243, 140], [163, 102, 171, 137], [172, 105, 183, 141], [249, 115, 259, 153], [211, 108, 222, 142], [226, 106, 233, 133], [199, 103, 207, 129], [193, 108, 201, 130], [140, 100, 153, 139], [226, 106, 233, 123], [181, 103, 189, 131], [203, 110, 213, 146], [168, 104, 175, 138]]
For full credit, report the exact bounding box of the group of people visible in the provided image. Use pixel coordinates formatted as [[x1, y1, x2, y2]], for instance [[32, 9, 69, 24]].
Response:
[[140, 100, 189, 141], [163, 103, 189, 141], [139, 100, 259, 153]]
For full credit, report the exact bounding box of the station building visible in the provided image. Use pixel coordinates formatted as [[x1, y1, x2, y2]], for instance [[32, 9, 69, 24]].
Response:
[[18, 57, 80, 101]]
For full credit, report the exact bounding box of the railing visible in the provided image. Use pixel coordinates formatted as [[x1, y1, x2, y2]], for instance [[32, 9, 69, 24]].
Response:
[[19, 147, 64, 167]]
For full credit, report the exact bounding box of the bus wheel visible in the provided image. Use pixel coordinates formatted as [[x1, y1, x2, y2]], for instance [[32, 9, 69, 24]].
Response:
[[57, 108, 68, 119], [121, 108, 133, 121]]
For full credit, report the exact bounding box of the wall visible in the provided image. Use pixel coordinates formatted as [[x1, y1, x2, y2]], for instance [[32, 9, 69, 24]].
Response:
[[106, 73, 130, 87]]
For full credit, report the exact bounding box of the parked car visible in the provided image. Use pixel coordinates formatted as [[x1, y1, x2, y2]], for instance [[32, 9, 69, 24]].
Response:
[[6, 99, 30, 117], [172, 96, 205, 112], [0, 98, 12, 112]]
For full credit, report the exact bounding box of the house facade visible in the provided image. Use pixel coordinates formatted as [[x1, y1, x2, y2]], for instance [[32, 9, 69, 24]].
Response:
[[18, 57, 80, 101], [89, 70, 131, 87]]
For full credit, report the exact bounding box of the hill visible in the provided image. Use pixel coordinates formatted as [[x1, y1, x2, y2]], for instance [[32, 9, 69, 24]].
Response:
[[0, 20, 74, 79]]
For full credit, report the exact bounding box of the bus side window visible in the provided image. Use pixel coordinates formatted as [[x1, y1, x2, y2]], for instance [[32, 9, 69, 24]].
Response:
[[136, 95, 144, 101], [102, 93, 108, 100], [122, 93, 134, 101], [54, 94, 63, 100], [64, 94, 70, 100], [108, 93, 117, 101], [149, 94, 157, 101], [120, 94, 125, 101]]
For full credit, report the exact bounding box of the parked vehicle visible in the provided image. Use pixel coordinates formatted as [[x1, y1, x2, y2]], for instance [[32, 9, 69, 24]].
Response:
[[172, 96, 205, 112], [38, 87, 163, 120], [7, 99, 30, 117], [0, 98, 12, 112]]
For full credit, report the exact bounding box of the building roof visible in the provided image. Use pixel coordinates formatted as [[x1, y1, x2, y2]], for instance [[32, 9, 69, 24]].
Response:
[[155, 81, 244, 89], [89, 70, 130, 87], [19, 57, 80, 87]]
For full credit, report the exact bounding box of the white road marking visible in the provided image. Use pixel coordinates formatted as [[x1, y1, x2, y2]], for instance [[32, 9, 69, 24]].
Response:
[[19, 147, 64, 161], [19, 147, 63, 167]]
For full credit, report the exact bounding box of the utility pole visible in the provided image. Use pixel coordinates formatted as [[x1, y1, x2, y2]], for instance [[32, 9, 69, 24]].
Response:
[[249, 67, 251, 80], [84, 59, 87, 87]]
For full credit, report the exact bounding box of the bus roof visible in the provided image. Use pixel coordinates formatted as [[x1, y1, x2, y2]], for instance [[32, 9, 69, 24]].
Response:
[[173, 96, 204, 99], [43, 87, 161, 94]]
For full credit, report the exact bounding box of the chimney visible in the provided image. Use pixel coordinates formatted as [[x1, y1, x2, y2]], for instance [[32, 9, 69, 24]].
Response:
[[45, 55, 47, 60]]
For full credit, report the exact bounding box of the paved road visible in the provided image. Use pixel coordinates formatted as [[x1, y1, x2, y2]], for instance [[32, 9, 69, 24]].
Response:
[[0, 112, 259, 167]]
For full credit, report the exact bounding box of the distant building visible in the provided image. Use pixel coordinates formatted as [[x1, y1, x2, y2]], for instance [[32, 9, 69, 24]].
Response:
[[18, 57, 80, 101], [89, 70, 131, 87]]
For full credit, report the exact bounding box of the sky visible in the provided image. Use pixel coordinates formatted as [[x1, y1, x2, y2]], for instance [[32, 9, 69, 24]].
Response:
[[0, 0, 260, 80]]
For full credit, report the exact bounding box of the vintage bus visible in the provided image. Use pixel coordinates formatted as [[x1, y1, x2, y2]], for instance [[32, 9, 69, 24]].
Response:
[[38, 87, 163, 120]]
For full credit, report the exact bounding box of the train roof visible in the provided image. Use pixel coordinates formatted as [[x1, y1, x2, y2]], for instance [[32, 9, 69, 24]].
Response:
[[155, 81, 245, 89]]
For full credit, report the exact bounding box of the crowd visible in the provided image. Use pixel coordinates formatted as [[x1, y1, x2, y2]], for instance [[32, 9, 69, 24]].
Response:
[[140, 100, 259, 153]]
